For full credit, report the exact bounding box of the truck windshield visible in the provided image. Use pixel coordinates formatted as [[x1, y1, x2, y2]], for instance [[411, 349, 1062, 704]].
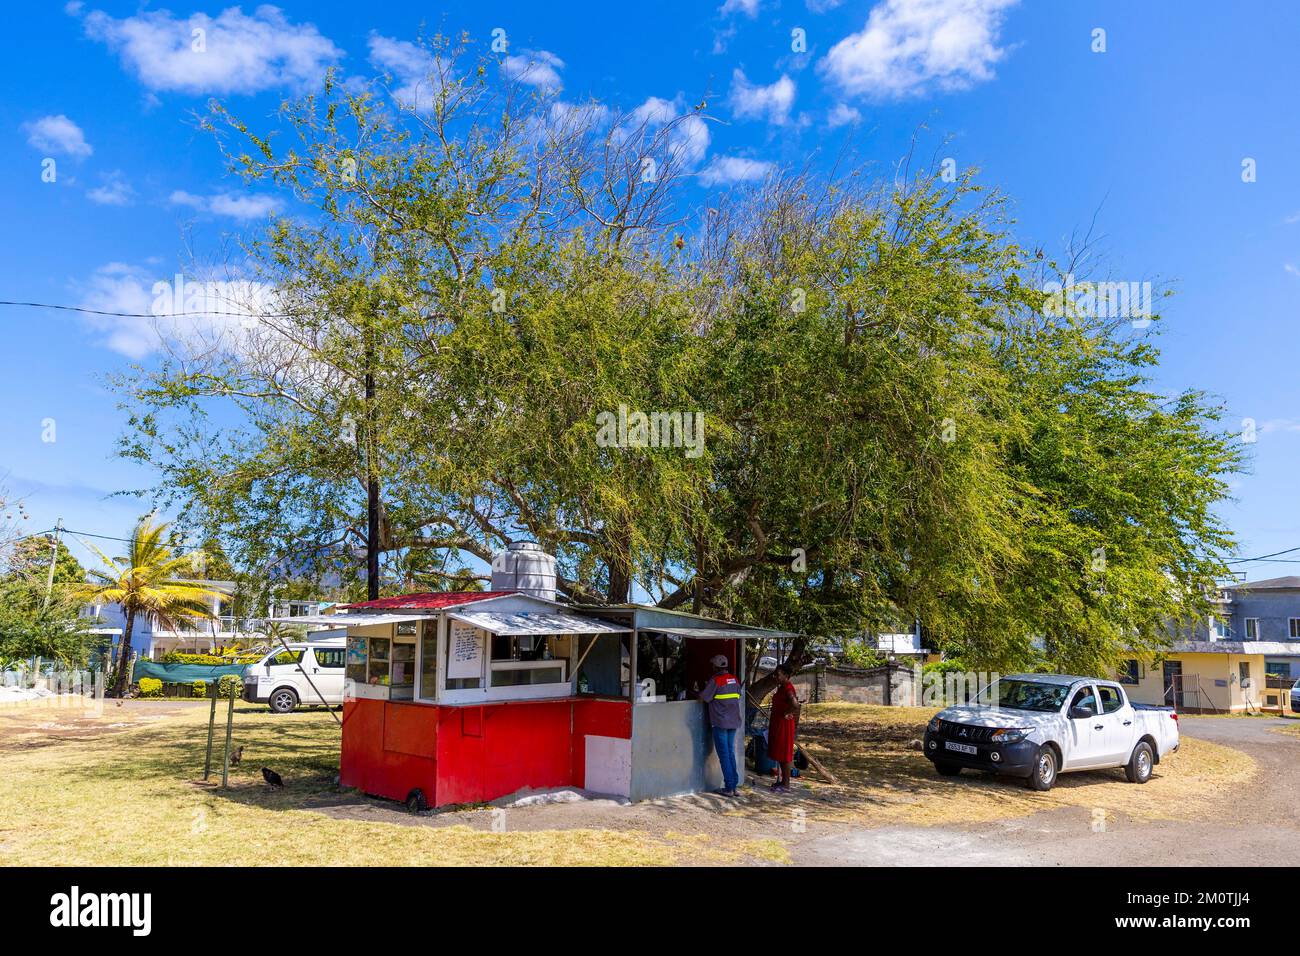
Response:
[[981, 680, 1071, 712]]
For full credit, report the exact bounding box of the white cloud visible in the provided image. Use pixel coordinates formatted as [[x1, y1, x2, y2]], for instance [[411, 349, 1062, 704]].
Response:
[[502, 49, 565, 90], [826, 102, 862, 128], [87, 171, 134, 206], [807, 0, 846, 11], [367, 33, 448, 113], [1285, 263, 1300, 278], [22, 114, 92, 157], [621, 96, 712, 167], [79, 6, 342, 95], [820, 0, 1018, 99], [729, 69, 796, 125], [720, 0, 761, 15], [699, 155, 774, 186], [1258, 419, 1300, 435], [75, 262, 279, 359], [169, 189, 283, 220]]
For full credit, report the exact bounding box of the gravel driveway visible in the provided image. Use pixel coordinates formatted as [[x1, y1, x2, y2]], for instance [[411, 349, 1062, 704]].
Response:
[[793, 716, 1300, 866]]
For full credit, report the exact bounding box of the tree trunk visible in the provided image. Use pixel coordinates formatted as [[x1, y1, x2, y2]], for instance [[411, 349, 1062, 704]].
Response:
[[111, 611, 135, 698]]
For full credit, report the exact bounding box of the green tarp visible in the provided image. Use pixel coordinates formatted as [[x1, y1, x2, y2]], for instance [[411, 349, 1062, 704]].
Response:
[[133, 660, 247, 684]]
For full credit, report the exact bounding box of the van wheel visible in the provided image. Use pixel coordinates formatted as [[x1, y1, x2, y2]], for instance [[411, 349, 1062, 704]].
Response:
[[406, 789, 428, 814], [1026, 746, 1057, 791], [269, 688, 298, 714], [934, 762, 962, 777], [1125, 741, 1154, 783]]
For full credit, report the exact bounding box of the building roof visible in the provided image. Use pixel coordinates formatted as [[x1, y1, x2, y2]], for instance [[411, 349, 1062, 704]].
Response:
[[1233, 575, 1300, 591], [340, 590, 518, 611], [1171, 641, 1300, 655], [448, 609, 631, 636]]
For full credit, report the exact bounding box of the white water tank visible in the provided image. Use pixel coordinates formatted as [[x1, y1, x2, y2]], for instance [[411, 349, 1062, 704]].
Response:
[[491, 542, 558, 601]]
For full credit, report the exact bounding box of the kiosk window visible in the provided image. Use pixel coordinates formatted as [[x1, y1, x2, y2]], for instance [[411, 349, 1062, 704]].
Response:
[[637, 632, 686, 700], [419, 622, 438, 701]]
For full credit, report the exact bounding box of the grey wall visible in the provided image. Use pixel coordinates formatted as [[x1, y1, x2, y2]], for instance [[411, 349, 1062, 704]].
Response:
[[1228, 589, 1300, 642], [628, 700, 742, 800]]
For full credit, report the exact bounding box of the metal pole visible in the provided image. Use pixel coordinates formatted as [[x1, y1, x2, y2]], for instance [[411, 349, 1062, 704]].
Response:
[[203, 691, 218, 780], [275, 634, 341, 726], [220, 678, 236, 788]]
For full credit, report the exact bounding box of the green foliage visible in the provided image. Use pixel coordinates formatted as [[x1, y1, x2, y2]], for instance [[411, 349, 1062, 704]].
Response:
[[217, 674, 242, 698], [839, 640, 887, 670], [0, 580, 95, 666], [111, 44, 1244, 676], [138, 677, 163, 698], [3, 536, 85, 585], [192, 680, 208, 697]]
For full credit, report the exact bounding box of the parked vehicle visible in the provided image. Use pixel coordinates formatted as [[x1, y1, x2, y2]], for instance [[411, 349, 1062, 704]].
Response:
[[922, 674, 1179, 791], [242, 635, 346, 713], [1291, 678, 1299, 713]]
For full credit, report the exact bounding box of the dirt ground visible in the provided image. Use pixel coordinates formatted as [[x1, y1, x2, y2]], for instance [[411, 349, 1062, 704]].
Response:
[[2, 697, 1294, 866]]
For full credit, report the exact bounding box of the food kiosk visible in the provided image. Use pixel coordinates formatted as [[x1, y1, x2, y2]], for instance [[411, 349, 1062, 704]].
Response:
[[275, 547, 796, 809]]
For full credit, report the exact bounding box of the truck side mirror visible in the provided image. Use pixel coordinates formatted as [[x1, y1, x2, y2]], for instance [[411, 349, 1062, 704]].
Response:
[[1068, 705, 1094, 720]]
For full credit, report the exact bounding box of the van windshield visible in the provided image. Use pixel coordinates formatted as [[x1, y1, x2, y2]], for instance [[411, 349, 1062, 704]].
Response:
[[980, 679, 1071, 713]]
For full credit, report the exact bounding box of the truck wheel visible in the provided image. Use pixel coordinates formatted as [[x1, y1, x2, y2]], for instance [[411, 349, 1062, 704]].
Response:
[[269, 688, 299, 714], [1125, 741, 1154, 783], [934, 762, 963, 777], [1026, 745, 1057, 791]]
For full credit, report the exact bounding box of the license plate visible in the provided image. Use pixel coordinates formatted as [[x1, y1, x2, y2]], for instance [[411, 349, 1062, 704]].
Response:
[[944, 741, 977, 755]]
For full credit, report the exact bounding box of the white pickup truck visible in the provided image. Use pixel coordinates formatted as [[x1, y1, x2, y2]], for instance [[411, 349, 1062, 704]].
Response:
[[922, 673, 1179, 791]]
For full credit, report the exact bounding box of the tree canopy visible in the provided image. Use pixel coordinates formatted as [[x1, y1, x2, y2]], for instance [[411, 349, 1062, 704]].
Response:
[[115, 41, 1244, 674]]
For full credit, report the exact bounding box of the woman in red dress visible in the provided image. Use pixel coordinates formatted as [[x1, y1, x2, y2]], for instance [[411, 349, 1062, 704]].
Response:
[[766, 663, 801, 792]]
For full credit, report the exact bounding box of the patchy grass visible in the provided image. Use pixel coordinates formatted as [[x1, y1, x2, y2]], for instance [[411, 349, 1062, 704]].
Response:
[[786, 703, 1256, 826], [0, 702, 771, 866]]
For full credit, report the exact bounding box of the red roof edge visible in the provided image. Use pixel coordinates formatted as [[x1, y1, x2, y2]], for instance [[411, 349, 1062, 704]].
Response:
[[340, 590, 519, 611]]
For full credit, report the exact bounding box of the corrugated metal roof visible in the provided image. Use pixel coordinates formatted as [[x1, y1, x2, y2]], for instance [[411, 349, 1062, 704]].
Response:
[[448, 610, 631, 636], [641, 626, 791, 640]]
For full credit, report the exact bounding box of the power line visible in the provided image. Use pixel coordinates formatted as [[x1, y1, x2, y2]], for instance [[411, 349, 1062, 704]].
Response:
[[0, 299, 288, 320], [1225, 546, 1300, 564]]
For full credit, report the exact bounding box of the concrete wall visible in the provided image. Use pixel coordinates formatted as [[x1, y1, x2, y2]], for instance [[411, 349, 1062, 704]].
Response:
[[792, 664, 918, 705]]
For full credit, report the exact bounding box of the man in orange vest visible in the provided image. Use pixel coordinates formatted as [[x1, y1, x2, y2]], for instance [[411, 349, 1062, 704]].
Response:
[[699, 654, 743, 796]]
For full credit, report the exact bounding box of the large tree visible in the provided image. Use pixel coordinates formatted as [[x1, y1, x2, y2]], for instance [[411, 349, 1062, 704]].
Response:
[[116, 40, 1243, 679]]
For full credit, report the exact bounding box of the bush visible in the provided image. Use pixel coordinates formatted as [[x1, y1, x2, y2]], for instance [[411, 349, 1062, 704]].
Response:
[[192, 679, 208, 698], [138, 677, 163, 698], [217, 674, 242, 698], [922, 658, 969, 675]]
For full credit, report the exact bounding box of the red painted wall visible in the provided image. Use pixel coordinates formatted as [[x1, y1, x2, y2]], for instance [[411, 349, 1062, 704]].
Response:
[[341, 698, 438, 805], [343, 696, 633, 807]]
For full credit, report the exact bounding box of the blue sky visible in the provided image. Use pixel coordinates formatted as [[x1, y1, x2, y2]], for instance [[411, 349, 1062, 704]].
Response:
[[2, 0, 1298, 582]]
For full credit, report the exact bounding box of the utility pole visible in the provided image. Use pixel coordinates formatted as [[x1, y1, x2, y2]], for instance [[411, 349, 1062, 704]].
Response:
[[42, 517, 63, 609], [364, 316, 380, 601]]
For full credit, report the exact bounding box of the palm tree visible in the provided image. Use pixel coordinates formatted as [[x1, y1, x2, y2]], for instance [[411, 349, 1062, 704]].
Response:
[[71, 515, 221, 697]]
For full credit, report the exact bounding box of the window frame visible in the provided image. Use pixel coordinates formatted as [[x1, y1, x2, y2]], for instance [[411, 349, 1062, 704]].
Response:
[[1243, 617, 1260, 640]]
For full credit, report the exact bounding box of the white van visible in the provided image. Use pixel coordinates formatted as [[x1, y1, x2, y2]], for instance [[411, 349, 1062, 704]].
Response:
[[243, 634, 347, 713]]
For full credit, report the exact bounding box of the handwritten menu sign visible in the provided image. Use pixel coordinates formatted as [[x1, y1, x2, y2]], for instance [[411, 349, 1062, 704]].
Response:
[[448, 621, 482, 679]]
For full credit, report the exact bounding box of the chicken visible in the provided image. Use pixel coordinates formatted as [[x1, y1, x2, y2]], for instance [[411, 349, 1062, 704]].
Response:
[[261, 767, 283, 789], [229, 745, 244, 766]]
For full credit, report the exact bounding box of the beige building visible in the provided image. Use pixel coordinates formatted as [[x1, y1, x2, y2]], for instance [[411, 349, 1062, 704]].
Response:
[[1122, 642, 1295, 714]]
